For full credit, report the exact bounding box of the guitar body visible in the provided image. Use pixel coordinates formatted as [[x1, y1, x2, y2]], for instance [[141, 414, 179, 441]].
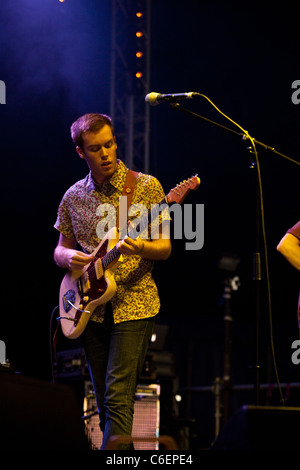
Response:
[[58, 227, 123, 339]]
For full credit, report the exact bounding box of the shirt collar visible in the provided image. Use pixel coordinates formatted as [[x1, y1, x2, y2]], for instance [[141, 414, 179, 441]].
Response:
[[86, 159, 128, 194]]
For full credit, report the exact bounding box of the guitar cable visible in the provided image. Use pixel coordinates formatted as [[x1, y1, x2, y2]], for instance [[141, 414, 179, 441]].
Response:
[[49, 304, 60, 384], [49, 300, 91, 384], [56, 300, 91, 319]]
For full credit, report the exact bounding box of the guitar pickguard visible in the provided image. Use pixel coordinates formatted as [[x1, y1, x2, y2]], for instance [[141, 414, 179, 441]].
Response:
[[59, 228, 121, 338], [78, 240, 109, 305]]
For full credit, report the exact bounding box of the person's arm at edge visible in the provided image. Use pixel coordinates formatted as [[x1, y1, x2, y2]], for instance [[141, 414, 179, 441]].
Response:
[[277, 233, 300, 271]]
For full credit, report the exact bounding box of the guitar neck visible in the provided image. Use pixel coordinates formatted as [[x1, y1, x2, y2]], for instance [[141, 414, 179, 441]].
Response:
[[101, 196, 168, 270], [99, 173, 200, 270], [127, 196, 167, 240], [101, 244, 120, 270]]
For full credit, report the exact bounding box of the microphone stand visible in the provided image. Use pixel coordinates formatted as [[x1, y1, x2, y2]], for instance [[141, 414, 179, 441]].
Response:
[[168, 101, 300, 406], [169, 102, 300, 166], [221, 274, 240, 425]]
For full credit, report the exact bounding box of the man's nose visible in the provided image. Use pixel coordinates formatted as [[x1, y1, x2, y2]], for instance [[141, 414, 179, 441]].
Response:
[[100, 147, 109, 157]]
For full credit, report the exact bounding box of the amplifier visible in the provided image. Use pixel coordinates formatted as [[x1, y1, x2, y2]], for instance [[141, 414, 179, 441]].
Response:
[[83, 382, 160, 450]]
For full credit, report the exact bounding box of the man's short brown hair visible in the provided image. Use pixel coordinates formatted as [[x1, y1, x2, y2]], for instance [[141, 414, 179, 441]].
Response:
[[70, 113, 115, 148]]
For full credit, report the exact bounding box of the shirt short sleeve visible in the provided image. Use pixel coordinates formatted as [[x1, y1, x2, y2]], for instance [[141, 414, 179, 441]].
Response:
[[287, 221, 300, 240], [54, 195, 76, 240]]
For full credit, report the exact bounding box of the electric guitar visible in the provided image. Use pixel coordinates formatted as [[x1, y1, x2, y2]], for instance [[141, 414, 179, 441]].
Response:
[[58, 174, 201, 338]]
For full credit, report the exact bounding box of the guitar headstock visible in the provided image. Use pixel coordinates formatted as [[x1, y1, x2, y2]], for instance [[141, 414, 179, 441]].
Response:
[[166, 175, 201, 205]]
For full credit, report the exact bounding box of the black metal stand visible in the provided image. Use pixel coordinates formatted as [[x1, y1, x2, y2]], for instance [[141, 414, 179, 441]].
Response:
[[219, 272, 240, 424], [222, 277, 233, 423], [169, 102, 300, 167], [251, 157, 262, 405]]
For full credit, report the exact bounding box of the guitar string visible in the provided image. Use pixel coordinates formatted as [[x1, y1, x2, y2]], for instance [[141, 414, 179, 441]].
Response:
[[85, 196, 168, 276], [83, 180, 197, 277]]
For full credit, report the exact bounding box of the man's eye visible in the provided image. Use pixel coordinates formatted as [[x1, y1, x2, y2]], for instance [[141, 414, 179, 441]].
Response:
[[105, 141, 113, 149]]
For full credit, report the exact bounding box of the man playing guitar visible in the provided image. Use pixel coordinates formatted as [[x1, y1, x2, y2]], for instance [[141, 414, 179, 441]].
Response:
[[54, 113, 172, 449]]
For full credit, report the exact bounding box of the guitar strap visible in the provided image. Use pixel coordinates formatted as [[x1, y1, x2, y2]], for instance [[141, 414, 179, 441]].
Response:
[[117, 169, 138, 233]]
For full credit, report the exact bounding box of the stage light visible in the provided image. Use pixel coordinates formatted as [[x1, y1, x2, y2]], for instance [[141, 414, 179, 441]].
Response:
[[134, 5, 146, 84]]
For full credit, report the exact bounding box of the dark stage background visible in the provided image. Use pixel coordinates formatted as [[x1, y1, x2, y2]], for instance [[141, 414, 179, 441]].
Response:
[[1, 0, 300, 449]]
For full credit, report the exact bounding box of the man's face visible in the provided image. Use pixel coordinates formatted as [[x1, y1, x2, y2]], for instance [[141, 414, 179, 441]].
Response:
[[77, 124, 118, 184]]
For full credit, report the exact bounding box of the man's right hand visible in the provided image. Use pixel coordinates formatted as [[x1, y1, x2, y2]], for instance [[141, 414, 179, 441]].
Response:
[[54, 233, 94, 270], [62, 248, 95, 271]]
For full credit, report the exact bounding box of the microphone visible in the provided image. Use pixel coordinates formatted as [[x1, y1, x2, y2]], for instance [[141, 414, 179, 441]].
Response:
[[145, 91, 198, 106]]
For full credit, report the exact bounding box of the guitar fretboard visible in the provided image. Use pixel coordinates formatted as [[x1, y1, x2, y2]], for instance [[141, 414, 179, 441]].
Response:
[[101, 196, 168, 269]]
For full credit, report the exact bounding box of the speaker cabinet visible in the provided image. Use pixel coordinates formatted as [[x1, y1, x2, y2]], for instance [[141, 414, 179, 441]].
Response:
[[212, 405, 300, 450], [0, 370, 89, 450], [83, 382, 160, 450]]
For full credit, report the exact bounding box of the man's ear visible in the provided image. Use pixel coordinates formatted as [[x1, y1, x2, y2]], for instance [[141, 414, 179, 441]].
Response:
[[76, 146, 85, 159]]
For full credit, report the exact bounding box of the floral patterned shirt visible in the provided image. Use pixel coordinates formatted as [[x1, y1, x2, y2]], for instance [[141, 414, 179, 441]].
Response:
[[54, 160, 169, 324]]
